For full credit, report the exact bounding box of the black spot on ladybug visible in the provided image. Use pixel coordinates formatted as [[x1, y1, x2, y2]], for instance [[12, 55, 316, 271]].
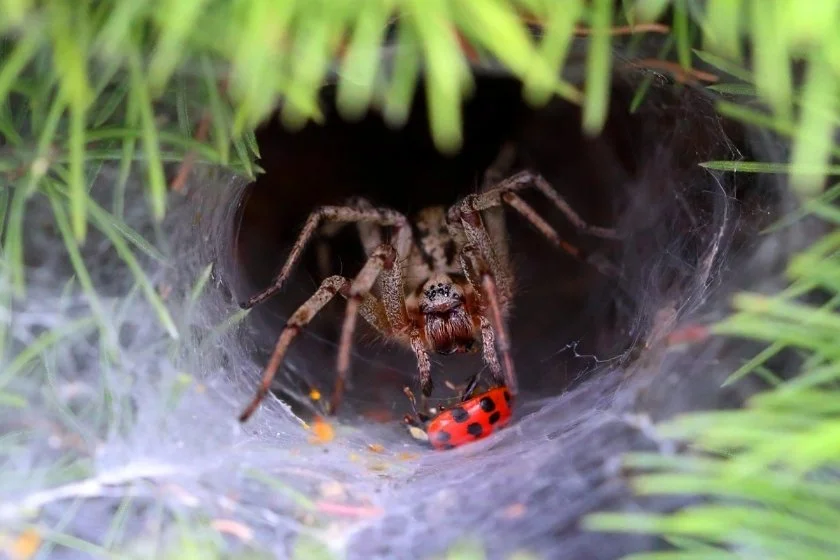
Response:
[[488, 411, 501, 425], [441, 443, 455, 450], [467, 422, 483, 437], [450, 407, 469, 423], [479, 396, 495, 412], [434, 431, 451, 443], [503, 391, 511, 403]]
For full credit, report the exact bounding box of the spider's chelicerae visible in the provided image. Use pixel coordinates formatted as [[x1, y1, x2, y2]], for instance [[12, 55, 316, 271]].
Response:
[[238, 144, 620, 422]]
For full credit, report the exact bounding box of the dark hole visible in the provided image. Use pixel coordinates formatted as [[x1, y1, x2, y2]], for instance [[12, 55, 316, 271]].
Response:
[[230, 71, 775, 420]]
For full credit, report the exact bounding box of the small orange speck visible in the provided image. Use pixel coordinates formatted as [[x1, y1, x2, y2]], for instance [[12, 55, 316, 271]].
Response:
[[503, 503, 526, 519], [361, 409, 394, 423], [11, 528, 41, 560], [308, 416, 334, 444], [397, 452, 418, 461], [210, 519, 254, 542], [309, 388, 321, 401], [348, 453, 361, 462], [319, 480, 346, 499], [367, 443, 385, 453], [666, 324, 711, 347]]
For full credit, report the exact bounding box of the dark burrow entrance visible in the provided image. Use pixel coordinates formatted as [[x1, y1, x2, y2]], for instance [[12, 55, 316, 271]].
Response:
[[228, 68, 781, 426]]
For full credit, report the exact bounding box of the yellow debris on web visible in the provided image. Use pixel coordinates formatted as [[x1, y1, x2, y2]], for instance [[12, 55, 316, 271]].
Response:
[[8, 528, 41, 560], [308, 416, 335, 444]]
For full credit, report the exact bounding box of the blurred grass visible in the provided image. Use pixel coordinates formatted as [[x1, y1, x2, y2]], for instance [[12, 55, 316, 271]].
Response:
[[580, 5, 840, 558], [1, 0, 840, 559]]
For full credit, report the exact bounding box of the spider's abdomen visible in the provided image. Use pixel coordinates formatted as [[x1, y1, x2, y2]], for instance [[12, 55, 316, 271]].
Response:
[[414, 206, 458, 273]]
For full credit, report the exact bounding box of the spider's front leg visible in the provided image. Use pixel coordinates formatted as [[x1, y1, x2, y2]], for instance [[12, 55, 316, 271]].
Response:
[[446, 190, 518, 394], [238, 275, 391, 422], [330, 242, 432, 415], [460, 245, 517, 394]]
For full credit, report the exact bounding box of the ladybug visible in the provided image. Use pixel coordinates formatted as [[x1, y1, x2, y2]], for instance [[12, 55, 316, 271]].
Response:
[[403, 375, 514, 450], [425, 386, 513, 450]]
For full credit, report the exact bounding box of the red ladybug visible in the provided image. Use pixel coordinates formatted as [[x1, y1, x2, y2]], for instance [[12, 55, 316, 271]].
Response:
[[404, 377, 513, 450], [426, 386, 513, 450]]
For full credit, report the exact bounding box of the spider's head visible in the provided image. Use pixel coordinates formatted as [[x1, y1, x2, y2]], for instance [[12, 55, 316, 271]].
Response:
[[419, 275, 477, 355]]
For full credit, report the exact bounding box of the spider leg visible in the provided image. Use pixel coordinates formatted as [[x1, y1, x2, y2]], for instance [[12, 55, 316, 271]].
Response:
[[329, 240, 431, 415], [467, 171, 622, 278], [460, 370, 482, 402], [373, 237, 433, 407], [346, 196, 386, 256], [473, 169, 620, 240], [238, 276, 391, 423], [476, 142, 518, 286], [459, 245, 517, 394], [409, 330, 433, 407], [449, 201, 514, 303], [446, 190, 517, 392], [331, 244, 397, 414], [242, 204, 410, 309], [402, 386, 430, 425]]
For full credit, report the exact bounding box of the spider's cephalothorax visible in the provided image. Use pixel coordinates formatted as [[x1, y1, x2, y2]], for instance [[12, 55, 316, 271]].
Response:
[[237, 143, 620, 422]]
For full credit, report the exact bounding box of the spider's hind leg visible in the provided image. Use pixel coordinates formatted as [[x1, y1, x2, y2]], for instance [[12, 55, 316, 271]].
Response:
[[471, 170, 622, 279]]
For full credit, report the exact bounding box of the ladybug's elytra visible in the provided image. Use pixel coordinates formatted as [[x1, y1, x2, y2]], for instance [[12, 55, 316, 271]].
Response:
[[425, 386, 513, 450]]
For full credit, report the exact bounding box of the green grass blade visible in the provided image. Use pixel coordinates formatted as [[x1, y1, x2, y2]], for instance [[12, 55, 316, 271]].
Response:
[[128, 49, 167, 222], [633, 0, 672, 23], [68, 100, 88, 242], [0, 101, 23, 146], [201, 56, 230, 165], [382, 18, 421, 128], [4, 188, 29, 298], [114, 84, 139, 218], [86, 202, 179, 339], [336, 0, 392, 121], [789, 53, 837, 197], [582, 0, 613, 136], [147, 0, 210, 93], [0, 316, 97, 390], [750, 0, 792, 121], [693, 49, 752, 82], [47, 186, 119, 358], [0, 28, 41, 106], [408, 0, 471, 153], [703, 0, 744, 60], [630, 34, 674, 113], [673, 0, 692, 70], [705, 83, 756, 96], [523, 0, 584, 106], [699, 161, 840, 174]]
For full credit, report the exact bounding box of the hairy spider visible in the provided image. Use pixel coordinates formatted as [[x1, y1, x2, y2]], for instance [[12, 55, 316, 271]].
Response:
[[237, 144, 620, 422]]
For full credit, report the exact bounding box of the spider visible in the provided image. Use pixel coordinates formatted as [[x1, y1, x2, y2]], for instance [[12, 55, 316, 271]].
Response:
[[237, 143, 620, 422]]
